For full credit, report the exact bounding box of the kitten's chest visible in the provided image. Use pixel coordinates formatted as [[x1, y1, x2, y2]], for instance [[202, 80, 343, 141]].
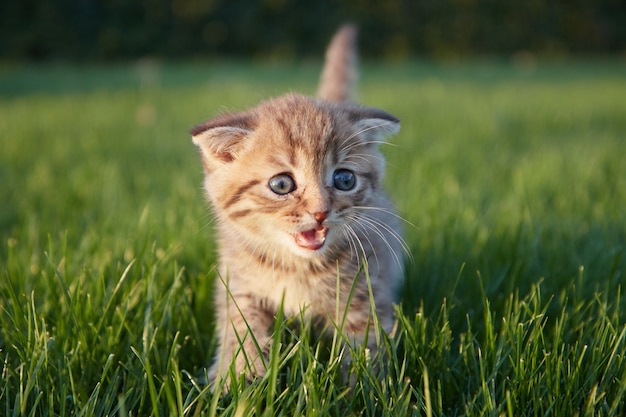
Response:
[[261, 273, 325, 314], [223, 254, 338, 315]]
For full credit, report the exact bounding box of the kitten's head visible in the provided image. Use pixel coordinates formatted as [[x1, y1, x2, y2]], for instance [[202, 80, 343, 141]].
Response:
[[191, 94, 399, 259]]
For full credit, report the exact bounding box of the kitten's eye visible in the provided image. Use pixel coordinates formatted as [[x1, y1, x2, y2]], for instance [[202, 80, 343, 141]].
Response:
[[333, 169, 356, 191], [268, 174, 296, 195]]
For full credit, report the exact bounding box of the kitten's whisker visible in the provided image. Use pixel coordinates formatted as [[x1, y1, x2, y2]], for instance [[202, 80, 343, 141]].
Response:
[[350, 213, 408, 267], [341, 224, 362, 263], [338, 120, 397, 151], [344, 214, 382, 270], [343, 153, 385, 164], [353, 205, 419, 231], [198, 213, 218, 233], [361, 223, 402, 268], [354, 212, 412, 259], [342, 222, 369, 267], [343, 223, 366, 261], [343, 154, 372, 164], [344, 208, 412, 270], [339, 138, 394, 155], [339, 227, 356, 261], [341, 139, 396, 152], [199, 222, 213, 233]]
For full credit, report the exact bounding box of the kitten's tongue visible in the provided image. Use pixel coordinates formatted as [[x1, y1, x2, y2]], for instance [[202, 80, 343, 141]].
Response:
[[295, 226, 328, 250]]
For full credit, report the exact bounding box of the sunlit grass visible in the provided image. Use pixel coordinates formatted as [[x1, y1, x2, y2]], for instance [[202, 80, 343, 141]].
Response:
[[1, 59, 625, 415]]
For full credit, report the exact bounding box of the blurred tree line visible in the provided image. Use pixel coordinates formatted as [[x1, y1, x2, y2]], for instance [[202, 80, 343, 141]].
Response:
[[1, 0, 624, 61]]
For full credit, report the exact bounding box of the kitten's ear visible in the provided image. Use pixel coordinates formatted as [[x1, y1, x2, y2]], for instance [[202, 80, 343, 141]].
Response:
[[190, 112, 256, 171], [345, 105, 400, 141]]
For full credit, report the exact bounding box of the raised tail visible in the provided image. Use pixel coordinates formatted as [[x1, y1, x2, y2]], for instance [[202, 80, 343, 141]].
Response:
[[317, 24, 358, 103]]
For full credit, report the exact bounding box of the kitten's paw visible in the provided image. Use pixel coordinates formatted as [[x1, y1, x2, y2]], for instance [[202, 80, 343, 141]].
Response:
[[207, 346, 270, 392]]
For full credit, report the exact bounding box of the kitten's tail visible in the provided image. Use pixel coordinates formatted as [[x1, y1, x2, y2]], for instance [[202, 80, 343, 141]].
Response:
[[317, 24, 358, 103]]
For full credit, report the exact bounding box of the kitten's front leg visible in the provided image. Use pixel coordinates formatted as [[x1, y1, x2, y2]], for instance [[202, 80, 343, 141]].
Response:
[[340, 296, 395, 382], [209, 289, 274, 388]]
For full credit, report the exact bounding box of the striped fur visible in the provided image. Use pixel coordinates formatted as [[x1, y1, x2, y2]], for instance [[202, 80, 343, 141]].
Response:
[[191, 26, 405, 388]]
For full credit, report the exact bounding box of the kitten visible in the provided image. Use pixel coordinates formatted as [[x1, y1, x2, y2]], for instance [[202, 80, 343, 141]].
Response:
[[191, 25, 405, 387]]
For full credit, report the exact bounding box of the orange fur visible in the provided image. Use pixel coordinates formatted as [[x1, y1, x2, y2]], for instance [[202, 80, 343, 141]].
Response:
[[191, 26, 405, 388]]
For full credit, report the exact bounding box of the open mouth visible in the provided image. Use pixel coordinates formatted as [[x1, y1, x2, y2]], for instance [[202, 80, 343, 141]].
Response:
[[295, 225, 328, 250]]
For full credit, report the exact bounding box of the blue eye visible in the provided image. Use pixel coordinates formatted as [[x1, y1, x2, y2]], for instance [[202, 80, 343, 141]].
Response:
[[333, 169, 356, 191], [269, 174, 296, 195]]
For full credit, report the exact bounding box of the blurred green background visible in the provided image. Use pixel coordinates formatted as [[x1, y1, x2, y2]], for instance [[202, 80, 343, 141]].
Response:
[[2, 0, 625, 62], [2, 2, 626, 415]]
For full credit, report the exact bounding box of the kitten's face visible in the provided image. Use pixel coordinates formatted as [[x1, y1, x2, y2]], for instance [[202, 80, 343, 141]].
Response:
[[192, 94, 399, 259]]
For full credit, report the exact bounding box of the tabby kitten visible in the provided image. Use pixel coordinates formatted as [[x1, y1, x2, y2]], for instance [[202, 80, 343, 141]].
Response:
[[191, 25, 405, 386]]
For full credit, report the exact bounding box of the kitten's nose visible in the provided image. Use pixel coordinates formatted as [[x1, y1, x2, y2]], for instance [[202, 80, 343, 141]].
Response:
[[313, 211, 328, 223]]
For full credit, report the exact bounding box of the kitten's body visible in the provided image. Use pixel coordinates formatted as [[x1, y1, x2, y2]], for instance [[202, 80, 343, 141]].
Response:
[[191, 25, 404, 386]]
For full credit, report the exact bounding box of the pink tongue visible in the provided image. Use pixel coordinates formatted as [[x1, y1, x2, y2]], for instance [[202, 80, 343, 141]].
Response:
[[295, 226, 328, 250]]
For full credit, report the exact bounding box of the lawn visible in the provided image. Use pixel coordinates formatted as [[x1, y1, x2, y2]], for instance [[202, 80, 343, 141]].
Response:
[[1, 59, 625, 416]]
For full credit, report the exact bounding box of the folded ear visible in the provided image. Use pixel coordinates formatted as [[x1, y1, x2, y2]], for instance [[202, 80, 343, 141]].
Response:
[[344, 105, 400, 142], [190, 111, 256, 172]]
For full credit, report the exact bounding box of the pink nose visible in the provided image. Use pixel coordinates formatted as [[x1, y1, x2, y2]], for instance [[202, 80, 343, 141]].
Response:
[[313, 211, 328, 223]]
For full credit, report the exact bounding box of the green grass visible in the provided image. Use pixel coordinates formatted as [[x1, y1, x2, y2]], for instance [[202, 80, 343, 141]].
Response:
[[1, 59, 625, 416]]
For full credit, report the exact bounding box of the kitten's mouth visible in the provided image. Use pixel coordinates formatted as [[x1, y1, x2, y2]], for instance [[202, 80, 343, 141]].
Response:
[[295, 225, 328, 250]]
